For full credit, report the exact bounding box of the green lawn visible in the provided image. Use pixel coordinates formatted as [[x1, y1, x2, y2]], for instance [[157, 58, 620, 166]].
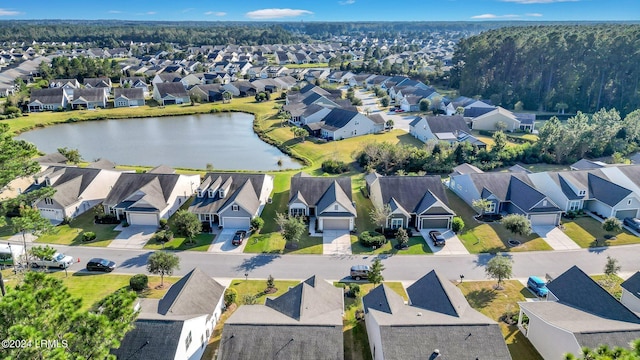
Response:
[[284, 63, 329, 69], [458, 280, 542, 360], [353, 189, 377, 234], [243, 231, 323, 254], [35, 209, 119, 247], [591, 274, 624, 300], [447, 190, 551, 253], [562, 217, 640, 248], [351, 235, 433, 255], [228, 279, 302, 304]]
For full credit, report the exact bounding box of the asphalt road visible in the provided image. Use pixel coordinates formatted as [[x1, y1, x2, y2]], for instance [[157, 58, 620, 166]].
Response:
[[15, 240, 640, 283]]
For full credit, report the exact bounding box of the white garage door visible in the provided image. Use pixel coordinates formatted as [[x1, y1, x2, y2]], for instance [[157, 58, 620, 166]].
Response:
[[128, 213, 158, 226], [223, 217, 250, 229], [615, 209, 637, 219], [40, 208, 63, 221], [530, 214, 557, 226], [323, 218, 350, 230]]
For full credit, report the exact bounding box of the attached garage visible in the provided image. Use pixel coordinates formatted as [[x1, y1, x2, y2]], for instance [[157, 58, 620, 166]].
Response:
[[615, 209, 638, 220], [162, 99, 176, 105], [420, 217, 450, 230], [322, 218, 350, 230], [128, 213, 159, 226], [529, 214, 558, 226], [222, 217, 251, 229], [40, 208, 63, 221]]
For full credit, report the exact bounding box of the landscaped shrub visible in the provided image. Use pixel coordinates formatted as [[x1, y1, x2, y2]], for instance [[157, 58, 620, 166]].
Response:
[[129, 274, 148, 291], [159, 218, 169, 230], [383, 227, 413, 239], [451, 217, 465, 233], [321, 159, 350, 174], [251, 217, 264, 232], [94, 214, 121, 224], [349, 283, 361, 298], [152, 230, 174, 243], [359, 231, 386, 247], [82, 232, 96, 241], [224, 288, 238, 306]]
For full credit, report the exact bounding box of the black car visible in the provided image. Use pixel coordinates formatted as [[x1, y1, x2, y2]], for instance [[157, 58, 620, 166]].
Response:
[[86, 258, 116, 272], [429, 230, 446, 246], [624, 218, 640, 232], [232, 230, 247, 246]]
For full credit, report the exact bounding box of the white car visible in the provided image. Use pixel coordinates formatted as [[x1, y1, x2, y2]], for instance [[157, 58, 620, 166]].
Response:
[[32, 252, 74, 269]]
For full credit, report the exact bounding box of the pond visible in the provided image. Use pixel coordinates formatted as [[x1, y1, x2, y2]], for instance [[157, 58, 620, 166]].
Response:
[[16, 112, 302, 171]]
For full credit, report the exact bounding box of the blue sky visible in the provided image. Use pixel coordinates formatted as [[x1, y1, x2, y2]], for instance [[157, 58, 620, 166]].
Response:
[[1, 0, 638, 22]]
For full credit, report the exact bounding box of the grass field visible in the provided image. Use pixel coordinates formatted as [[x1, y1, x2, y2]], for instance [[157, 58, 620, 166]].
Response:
[[35, 209, 119, 247], [591, 274, 624, 299], [446, 190, 552, 253], [458, 280, 542, 360], [562, 217, 640, 248], [350, 235, 433, 255]]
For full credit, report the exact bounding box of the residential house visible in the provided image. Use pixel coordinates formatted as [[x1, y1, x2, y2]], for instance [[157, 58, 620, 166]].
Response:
[[621, 272, 640, 313], [288, 173, 356, 231], [449, 169, 563, 226], [120, 76, 150, 97], [114, 88, 145, 108], [102, 170, 199, 226], [28, 87, 70, 112], [518, 266, 640, 360], [153, 82, 191, 105], [319, 108, 384, 140], [152, 72, 183, 85], [409, 115, 486, 148], [71, 88, 107, 109], [399, 95, 423, 112], [327, 70, 355, 84], [363, 270, 511, 360], [49, 78, 80, 97], [188, 84, 223, 102], [112, 268, 226, 360], [471, 107, 521, 132], [570, 159, 608, 171], [29, 165, 122, 221], [189, 173, 273, 230], [217, 276, 344, 360], [366, 173, 455, 230], [83, 77, 113, 95]]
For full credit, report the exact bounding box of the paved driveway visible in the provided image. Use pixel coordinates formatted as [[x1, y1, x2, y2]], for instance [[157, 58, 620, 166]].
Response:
[[420, 229, 470, 255], [208, 229, 247, 253], [107, 225, 157, 249], [322, 230, 352, 255], [354, 89, 414, 132], [533, 226, 580, 250]]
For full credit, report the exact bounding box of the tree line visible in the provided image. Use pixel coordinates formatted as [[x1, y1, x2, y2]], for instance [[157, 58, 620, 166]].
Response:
[[450, 24, 640, 116]]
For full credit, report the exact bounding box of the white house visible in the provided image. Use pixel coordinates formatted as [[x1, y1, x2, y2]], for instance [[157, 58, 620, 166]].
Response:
[[621, 272, 640, 313], [112, 268, 226, 360], [113, 88, 145, 108], [153, 82, 191, 106], [471, 106, 521, 132], [319, 108, 384, 140]]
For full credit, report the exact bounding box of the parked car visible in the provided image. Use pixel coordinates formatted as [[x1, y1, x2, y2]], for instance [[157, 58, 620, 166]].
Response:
[[429, 231, 446, 246], [350, 265, 370, 280], [232, 230, 247, 246], [394, 108, 405, 113], [86, 258, 116, 272], [623, 217, 640, 232], [31, 252, 74, 269], [527, 276, 549, 297]]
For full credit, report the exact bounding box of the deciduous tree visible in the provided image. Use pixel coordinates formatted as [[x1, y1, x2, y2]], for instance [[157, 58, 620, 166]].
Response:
[[146, 251, 180, 287], [502, 214, 532, 237], [369, 258, 385, 285], [485, 255, 513, 290], [275, 213, 306, 249], [173, 210, 202, 244]]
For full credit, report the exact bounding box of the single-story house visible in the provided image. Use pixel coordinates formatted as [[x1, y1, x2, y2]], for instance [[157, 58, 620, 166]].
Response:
[[112, 268, 226, 360], [217, 276, 344, 360], [28, 87, 70, 112], [188, 173, 273, 230], [83, 77, 113, 94], [409, 115, 486, 148], [102, 169, 199, 226], [621, 272, 640, 313], [113, 88, 145, 108], [28, 165, 122, 221], [366, 173, 455, 230], [449, 169, 563, 226], [288, 172, 356, 231], [188, 84, 223, 102], [319, 108, 384, 140], [363, 270, 511, 360], [71, 88, 107, 109], [518, 266, 640, 360], [120, 76, 150, 97], [471, 107, 521, 132], [49, 78, 80, 97], [153, 82, 191, 106]]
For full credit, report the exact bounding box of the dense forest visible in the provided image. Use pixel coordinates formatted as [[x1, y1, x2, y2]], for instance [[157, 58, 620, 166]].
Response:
[[450, 24, 640, 116]]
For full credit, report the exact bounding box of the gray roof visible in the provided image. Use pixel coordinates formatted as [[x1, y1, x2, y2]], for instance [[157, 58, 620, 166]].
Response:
[[148, 165, 176, 174], [103, 173, 180, 210], [508, 164, 532, 174], [320, 108, 358, 131], [507, 176, 561, 213], [155, 82, 188, 98], [83, 77, 111, 88], [151, 267, 225, 318], [621, 272, 640, 297], [110, 319, 183, 360], [316, 181, 357, 215], [34, 152, 67, 165], [451, 163, 483, 175], [547, 266, 640, 324], [114, 87, 144, 100], [368, 175, 453, 216], [86, 158, 116, 170], [31, 166, 102, 207], [368, 113, 385, 125], [587, 173, 632, 206], [29, 87, 66, 104], [189, 173, 269, 215], [463, 106, 495, 118], [423, 115, 469, 134], [289, 174, 352, 209], [72, 88, 105, 102], [407, 271, 469, 317], [571, 159, 607, 170]]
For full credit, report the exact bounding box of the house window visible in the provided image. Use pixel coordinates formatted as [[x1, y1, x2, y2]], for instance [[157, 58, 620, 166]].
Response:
[[542, 200, 548, 206], [334, 205, 339, 211], [44, 198, 54, 205], [290, 208, 305, 217], [578, 190, 586, 196], [204, 214, 211, 221], [569, 201, 581, 211], [628, 199, 632, 205], [390, 218, 403, 229], [232, 205, 239, 211], [485, 202, 496, 214], [197, 190, 203, 198], [185, 331, 192, 350]]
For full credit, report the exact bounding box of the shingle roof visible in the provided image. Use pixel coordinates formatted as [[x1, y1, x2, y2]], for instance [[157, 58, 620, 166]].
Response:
[[34, 152, 67, 165], [621, 271, 640, 296], [423, 115, 469, 134], [35, 166, 102, 207], [316, 180, 357, 215], [155, 82, 188, 97], [189, 173, 269, 215], [103, 173, 180, 209], [114, 87, 144, 100], [289, 174, 352, 208], [110, 319, 182, 360], [362, 284, 405, 314], [29, 87, 66, 104], [154, 267, 225, 317], [587, 173, 632, 206], [320, 108, 358, 131], [369, 175, 452, 216], [368, 113, 385, 125], [451, 163, 483, 175], [571, 159, 607, 170], [407, 270, 469, 317], [72, 88, 105, 103]]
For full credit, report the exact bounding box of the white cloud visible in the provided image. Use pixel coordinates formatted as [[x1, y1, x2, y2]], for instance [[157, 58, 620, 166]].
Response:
[[182, 8, 194, 13], [0, 8, 20, 16], [108, 10, 122, 14], [339, 0, 356, 5], [245, 8, 313, 19], [205, 11, 227, 16], [526, 13, 543, 16], [471, 13, 521, 19], [501, 0, 577, 3], [146, 11, 157, 15]]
